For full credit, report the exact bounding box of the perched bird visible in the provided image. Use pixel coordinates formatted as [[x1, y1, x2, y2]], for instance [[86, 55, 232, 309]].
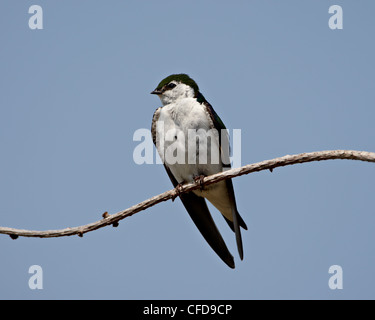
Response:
[[151, 74, 247, 268]]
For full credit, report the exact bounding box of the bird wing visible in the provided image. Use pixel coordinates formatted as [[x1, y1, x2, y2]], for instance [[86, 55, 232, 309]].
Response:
[[198, 94, 247, 260]]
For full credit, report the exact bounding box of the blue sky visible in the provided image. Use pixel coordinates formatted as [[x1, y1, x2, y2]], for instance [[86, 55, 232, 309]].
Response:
[[1, 0, 374, 299]]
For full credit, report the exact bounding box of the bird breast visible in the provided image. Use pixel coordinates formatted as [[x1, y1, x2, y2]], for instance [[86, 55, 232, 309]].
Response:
[[156, 98, 222, 183]]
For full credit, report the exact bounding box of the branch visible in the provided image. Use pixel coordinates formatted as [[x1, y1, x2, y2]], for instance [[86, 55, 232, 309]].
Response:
[[1, 150, 374, 239]]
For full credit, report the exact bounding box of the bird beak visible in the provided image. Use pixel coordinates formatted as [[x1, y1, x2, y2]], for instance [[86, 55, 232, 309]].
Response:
[[151, 89, 162, 95]]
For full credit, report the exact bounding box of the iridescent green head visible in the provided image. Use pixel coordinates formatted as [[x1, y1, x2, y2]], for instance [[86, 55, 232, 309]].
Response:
[[151, 74, 200, 102]]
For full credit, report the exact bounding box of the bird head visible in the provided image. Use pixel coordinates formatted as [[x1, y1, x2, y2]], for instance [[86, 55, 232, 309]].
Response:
[[151, 74, 200, 106]]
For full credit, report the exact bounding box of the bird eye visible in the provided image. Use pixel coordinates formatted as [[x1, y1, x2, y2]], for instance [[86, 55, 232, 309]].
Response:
[[167, 83, 176, 89]]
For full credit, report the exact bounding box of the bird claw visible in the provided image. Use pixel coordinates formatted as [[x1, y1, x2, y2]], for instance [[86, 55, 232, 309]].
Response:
[[172, 183, 184, 201], [194, 175, 206, 191]]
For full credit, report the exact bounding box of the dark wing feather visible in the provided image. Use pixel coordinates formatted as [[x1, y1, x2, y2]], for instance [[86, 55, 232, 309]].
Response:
[[198, 94, 247, 260], [164, 164, 235, 268]]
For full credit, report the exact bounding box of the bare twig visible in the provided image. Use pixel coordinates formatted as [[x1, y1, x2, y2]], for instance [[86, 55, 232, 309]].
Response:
[[1, 150, 374, 239]]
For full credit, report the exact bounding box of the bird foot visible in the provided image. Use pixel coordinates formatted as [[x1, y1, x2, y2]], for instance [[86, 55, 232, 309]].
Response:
[[172, 183, 184, 201], [194, 175, 206, 191]]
